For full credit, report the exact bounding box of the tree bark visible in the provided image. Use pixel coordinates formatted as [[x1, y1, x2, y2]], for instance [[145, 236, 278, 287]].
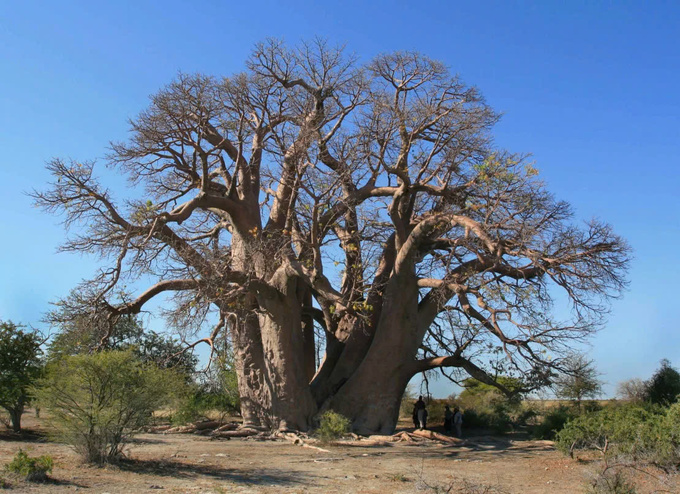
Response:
[[329, 270, 421, 434], [228, 226, 271, 427], [232, 308, 272, 428], [9, 405, 23, 433], [256, 272, 317, 431]]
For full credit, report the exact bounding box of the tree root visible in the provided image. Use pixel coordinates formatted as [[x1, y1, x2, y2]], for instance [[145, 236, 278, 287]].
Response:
[[151, 422, 464, 447]]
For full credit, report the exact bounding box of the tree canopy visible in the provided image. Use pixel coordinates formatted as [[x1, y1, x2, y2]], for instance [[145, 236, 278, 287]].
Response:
[[553, 354, 603, 407], [33, 39, 630, 433], [645, 359, 680, 406], [0, 321, 43, 432], [47, 310, 197, 376]]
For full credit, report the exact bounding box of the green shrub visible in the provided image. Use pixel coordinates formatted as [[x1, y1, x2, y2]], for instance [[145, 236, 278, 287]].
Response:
[[172, 353, 240, 425], [556, 403, 680, 468], [533, 405, 577, 439], [34, 350, 186, 464], [425, 400, 448, 425], [315, 410, 351, 443], [5, 449, 53, 482], [171, 387, 237, 425], [515, 405, 539, 426], [586, 470, 637, 494], [454, 378, 523, 434], [461, 406, 512, 434], [583, 400, 604, 413]]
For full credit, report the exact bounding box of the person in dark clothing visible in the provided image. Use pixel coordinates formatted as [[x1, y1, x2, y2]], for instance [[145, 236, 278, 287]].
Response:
[[412, 396, 425, 428], [413, 395, 428, 429], [444, 404, 453, 434]]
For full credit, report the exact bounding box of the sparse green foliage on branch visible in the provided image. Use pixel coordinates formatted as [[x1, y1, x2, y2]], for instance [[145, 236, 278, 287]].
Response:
[[0, 321, 43, 432], [34, 350, 187, 464]]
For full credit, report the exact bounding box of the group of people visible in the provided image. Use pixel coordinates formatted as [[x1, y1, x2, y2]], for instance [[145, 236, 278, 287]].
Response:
[[411, 396, 463, 437]]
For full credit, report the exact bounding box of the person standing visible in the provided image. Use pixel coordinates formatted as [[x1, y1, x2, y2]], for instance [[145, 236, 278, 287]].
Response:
[[453, 407, 463, 437], [413, 395, 427, 429], [444, 405, 453, 434]]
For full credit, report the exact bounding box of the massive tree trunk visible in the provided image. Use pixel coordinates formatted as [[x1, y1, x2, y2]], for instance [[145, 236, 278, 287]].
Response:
[[256, 273, 317, 430], [329, 270, 421, 434], [231, 230, 317, 430], [232, 307, 272, 428]]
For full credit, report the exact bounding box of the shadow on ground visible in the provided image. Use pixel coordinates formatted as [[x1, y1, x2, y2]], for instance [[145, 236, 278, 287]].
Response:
[[0, 428, 48, 443], [118, 458, 317, 487], [2, 476, 89, 490]]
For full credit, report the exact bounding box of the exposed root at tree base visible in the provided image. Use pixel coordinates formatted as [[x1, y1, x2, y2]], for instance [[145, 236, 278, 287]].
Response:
[[148, 421, 466, 449]]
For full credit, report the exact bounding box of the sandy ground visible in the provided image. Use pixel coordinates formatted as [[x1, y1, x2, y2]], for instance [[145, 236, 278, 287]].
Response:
[[0, 411, 673, 493]]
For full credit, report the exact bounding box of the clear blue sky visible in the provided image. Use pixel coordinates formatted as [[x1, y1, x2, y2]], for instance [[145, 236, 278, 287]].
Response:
[[1, 1, 678, 397]]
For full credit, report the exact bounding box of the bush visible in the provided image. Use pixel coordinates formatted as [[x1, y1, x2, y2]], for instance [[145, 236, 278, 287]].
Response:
[[34, 350, 186, 464], [533, 405, 578, 439], [460, 407, 512, 434], [5, 450, 53, 482], [556, 403, 680, 468], [515, 404, 539, 426], [587, 470, 637, 494], [315, 410, 351, 443], [171, 353, 240, 426], [453, 378, 523, 434], [425, 400, 448, 425], [171, 387, 237, 425]]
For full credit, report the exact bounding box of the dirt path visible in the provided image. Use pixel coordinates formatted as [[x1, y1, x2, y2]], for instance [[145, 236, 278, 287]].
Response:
[[0, 429, 592, 493]]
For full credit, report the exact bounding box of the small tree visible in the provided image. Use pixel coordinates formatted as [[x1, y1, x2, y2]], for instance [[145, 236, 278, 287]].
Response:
[[554, 354, 602, 410], [645, 359, 680, 406], [47, 310, 197, 377], [34, 350, 185, 464], [616, 378, 647, 403], [0, 321, 43, 432], [176, 351, 241, 424]]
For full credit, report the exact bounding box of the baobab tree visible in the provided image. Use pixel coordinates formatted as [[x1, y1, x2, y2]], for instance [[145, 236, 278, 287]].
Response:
[[34, 40, 629, 434]]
